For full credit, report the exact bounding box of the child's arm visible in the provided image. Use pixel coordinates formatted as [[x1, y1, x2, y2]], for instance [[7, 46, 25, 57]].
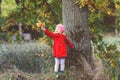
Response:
[[65, 38, 74, 48], [41, 27, 56, 39], [36, 22, 56, 39]]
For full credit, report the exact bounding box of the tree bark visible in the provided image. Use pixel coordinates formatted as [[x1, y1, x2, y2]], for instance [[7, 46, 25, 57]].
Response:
[[62, 0, 94, 79]]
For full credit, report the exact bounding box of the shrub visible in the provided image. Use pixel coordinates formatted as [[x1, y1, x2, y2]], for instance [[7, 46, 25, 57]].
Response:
[[94, 38, 120, 80], [0, 41, 53, 73]]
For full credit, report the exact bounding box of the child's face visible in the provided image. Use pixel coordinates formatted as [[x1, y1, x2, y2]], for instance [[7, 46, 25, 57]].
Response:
[[55, 27, 62, 33]]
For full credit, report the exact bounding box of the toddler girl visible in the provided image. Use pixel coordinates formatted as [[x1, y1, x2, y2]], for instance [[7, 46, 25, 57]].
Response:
[[37, 23, 74, 77]]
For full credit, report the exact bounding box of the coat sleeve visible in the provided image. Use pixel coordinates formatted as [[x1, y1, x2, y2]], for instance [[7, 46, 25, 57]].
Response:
[[65, 38, 74, 48], [44, 29, 56, 39]]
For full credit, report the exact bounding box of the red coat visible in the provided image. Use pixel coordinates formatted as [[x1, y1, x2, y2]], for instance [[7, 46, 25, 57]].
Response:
[[44, 29, 74, 58]]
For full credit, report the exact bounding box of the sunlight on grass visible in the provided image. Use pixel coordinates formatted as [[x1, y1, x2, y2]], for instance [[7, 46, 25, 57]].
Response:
[[103, 37, 120, 45]]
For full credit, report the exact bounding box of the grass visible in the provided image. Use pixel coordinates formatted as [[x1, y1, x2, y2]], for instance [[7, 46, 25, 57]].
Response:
[[0, 67, 82, 80], [103, 37, 120, 45], [0, 41, 83, 80]]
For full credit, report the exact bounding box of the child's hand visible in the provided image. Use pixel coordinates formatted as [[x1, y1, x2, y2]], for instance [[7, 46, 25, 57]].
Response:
[[41, 27, 45, 31]]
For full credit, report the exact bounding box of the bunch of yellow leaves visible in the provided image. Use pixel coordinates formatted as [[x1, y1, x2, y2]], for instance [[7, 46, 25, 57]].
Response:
[[36, 21, 45, 29]]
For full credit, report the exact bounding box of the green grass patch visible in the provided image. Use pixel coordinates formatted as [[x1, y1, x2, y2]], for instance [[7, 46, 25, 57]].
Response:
[[103, 37, 120, 45]]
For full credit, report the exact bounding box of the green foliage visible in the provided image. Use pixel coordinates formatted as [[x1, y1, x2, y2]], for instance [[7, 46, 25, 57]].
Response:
[[77, 0, 115, 15], [117, 9, 120, 27], [1, 0, 17, 16], [0, 41, 53, 73], [90, 19, 120, 79], [94, 37, 120, 80], [1, 0, 62, 27], [0, 0, 62, 42], [84, 1, 120, 79]]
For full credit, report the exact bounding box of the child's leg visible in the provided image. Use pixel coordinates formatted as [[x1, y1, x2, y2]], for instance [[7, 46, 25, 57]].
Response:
[[60, 58, 65, 72], [54, 58, 60, 73]]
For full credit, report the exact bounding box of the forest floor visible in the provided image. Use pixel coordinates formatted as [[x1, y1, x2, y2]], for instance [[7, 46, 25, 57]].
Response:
[[0, 68, 82, 80]]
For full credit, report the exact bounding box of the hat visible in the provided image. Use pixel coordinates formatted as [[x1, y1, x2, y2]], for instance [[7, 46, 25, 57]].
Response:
[[56, 24, 65, 32]]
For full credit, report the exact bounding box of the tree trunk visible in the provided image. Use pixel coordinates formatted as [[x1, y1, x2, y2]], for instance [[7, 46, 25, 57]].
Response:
[[62, 0, 94, 79]]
